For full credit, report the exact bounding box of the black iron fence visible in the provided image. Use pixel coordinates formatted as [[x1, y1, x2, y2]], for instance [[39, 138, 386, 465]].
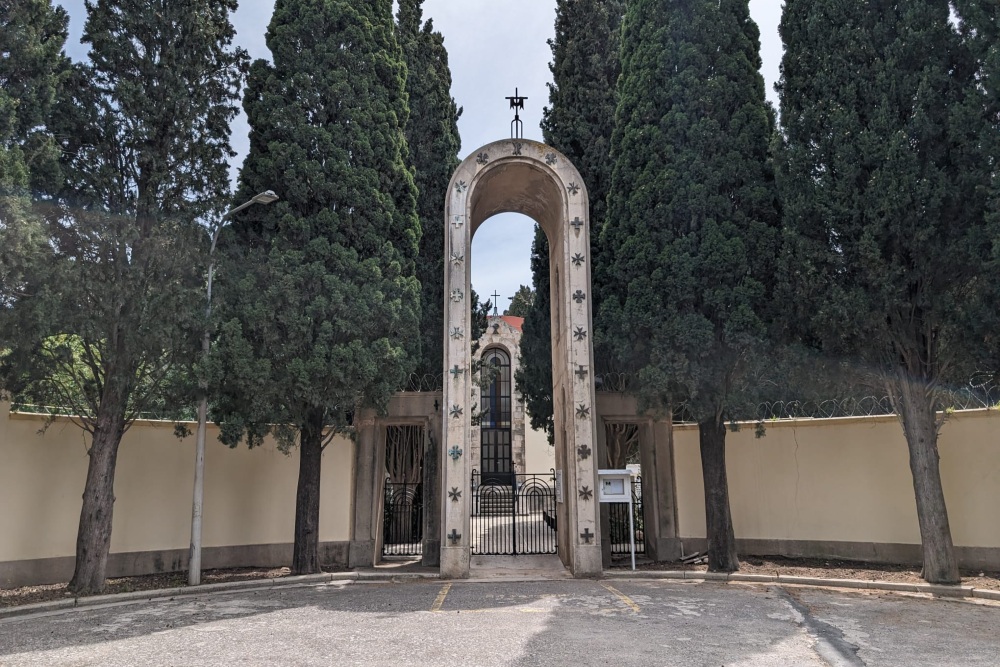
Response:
[[609, 475, 644, 556], [382, 481, 423, 557], [471, 470, 557, 556]]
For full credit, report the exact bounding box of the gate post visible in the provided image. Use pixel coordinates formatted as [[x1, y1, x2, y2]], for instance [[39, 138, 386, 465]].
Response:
[[349, 409, 379, 567], [422, 404, 442, 567]]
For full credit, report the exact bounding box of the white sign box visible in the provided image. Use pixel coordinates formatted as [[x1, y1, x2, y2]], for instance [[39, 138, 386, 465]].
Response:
[[597, 469, 631, 503]]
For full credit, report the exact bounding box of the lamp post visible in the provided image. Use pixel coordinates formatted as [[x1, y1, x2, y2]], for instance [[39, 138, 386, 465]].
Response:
[[188, 190, 278, 586]]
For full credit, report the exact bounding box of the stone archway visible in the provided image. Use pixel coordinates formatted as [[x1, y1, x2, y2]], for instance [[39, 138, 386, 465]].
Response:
[[441, 139, 601, 578]]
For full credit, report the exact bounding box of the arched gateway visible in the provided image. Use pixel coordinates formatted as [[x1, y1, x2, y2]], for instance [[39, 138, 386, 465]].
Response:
[[441, 140, 601, 578]]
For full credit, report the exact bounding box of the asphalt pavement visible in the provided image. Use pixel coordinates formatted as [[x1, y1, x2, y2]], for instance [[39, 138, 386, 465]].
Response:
[[0, 578, 997, 666]]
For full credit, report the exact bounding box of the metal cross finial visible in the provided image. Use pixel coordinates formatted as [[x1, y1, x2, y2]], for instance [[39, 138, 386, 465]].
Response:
[[506, 87, 528, 139], [491, 290, 501, 317]]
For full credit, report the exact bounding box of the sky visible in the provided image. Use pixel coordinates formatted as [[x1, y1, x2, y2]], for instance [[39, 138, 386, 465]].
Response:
[[57, 0, 783, 313]]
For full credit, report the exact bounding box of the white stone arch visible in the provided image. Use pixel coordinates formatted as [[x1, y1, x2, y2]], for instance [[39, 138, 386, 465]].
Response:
[[441, 139, 600, 578]]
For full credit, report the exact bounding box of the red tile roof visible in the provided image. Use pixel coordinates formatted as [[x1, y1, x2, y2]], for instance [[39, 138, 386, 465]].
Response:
[[499, 315, 524, 332]]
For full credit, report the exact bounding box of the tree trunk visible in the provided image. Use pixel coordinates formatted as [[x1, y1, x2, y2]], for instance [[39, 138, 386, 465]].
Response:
[[292, 410, 325, 574], [895, 375, 959, 584], [698, 416, 739, 573], [68, 407, 127, 595]]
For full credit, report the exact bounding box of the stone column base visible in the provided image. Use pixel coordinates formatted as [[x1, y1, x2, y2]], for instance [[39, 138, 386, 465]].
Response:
[[422, 539, 441, 568], [572, 544, 603, 577], [348, 540, 375, 568], [440, 545, 470, 579]]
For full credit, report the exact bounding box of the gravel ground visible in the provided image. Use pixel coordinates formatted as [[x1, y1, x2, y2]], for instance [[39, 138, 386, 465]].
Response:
[[613, 554, 1000, 590], [4, 555, 996, 609], [0, 567, 345, 608]]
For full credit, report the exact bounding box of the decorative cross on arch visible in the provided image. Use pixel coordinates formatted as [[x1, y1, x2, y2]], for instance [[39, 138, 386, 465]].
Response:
[[506, 87, 528, 139]]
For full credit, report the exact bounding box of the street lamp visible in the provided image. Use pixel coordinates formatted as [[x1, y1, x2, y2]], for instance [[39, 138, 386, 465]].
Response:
[[188, 190, 278, 586]]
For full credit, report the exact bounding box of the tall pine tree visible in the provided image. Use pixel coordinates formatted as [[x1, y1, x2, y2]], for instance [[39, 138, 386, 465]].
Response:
[[776, 0, 992, 583], [396, 0, 461, 383], [213, 0, 420, 575], [0, 0, 68, 307], [0, 0, 245, 595], [519, 0, 624, 441], [953, 1, 1000, 373], [602, 0, 780, 572]]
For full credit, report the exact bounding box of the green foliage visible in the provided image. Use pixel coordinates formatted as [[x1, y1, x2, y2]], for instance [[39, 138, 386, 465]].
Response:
[[519, 0, 623, 437], [396, 0, 461, 379], [776, 0, 994, 402], [212, 0, 421, 449], [952, 1, 1000, 368], [776, 0, 993, 583], [0, 0, 68, 314], [469, 288, 490, 357], [1, 0, 243, 426], [601, 0, 780, 420], [516, 227, 554, 441], [503, 284, 533, 318]]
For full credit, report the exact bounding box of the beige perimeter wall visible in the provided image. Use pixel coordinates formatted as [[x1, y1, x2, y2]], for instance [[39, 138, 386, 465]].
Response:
[[674, 409, 1000, 556], [0, 400, 353, 585], [5, 401, 1000, 586]]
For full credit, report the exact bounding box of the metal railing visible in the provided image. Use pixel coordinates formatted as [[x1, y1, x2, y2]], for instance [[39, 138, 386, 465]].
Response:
[[608, 475, 644, 556], [382, 481, 423, 557], [470, 470, 557, 556]]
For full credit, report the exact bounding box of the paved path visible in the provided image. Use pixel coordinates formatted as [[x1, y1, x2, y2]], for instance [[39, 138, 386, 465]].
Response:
[[1, 578, 997, 666]]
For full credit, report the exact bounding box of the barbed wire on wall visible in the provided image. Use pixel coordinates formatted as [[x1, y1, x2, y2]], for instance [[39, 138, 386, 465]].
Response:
[[400, 373, 444, 393], [592, 371, 999, 420], [8, 401, 194, 422], [595, 372, 631, 393], [756, 381, 999, 421]]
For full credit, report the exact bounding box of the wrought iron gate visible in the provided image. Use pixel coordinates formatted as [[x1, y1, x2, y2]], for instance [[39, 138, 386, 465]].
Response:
[[609, 475, 644, 556], [382, 481, 423, 557], [471, 470, 557, 555]]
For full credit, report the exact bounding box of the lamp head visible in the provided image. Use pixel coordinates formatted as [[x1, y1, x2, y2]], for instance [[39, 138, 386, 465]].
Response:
[[252, 190, 279, 205]]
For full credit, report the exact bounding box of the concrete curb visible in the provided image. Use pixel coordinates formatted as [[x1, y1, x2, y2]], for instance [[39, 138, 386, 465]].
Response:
[[603, 569, 997, 601], [0, 570, 439, 621]]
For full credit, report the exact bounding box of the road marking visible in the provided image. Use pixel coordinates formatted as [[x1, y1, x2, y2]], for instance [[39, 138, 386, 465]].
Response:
[[599, 582, 641, 613], [430, 583, 452, 612]]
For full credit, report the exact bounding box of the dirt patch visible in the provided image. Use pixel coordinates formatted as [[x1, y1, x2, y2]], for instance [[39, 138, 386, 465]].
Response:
[[0, 566, 346, 609], [613, 555, 1000, 590]]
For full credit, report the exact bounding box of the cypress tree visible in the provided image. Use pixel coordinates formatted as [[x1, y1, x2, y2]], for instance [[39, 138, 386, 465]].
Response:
[[953, 1, 1000, 361], [0, 0, 246, 594], [213, 0, 420, 574], [518, 228, 554, 440], [603, 0, 780, 572], [776, 0, 992, 583], [396, 0, 461, 382], [504, 284, 533, 318], [0, 0, 68, 306], [519, 0, 624, 441]]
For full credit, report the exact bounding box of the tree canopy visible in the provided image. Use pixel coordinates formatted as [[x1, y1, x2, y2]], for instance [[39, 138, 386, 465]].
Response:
[[776, 0, 994, 583], [397, 0, 461, 382], [504, 284, 533, 318], [1, 0, 246, 594], [519, 0, 624, 440], [602, 0, 780, 571], [212, 0, 420, 574]]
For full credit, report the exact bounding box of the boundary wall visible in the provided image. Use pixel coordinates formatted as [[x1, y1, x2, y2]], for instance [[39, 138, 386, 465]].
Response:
[[3, 401, 999, 587], [673, 409, 1000, 569], [0, 400, 353, 587]]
